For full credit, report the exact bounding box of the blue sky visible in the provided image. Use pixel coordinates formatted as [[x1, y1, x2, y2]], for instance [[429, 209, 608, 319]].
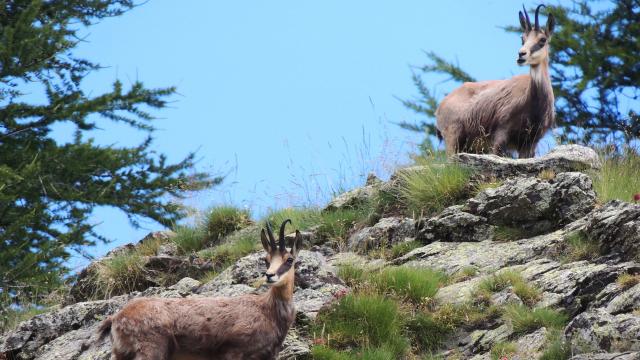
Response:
[[60, 0, 566, 270]]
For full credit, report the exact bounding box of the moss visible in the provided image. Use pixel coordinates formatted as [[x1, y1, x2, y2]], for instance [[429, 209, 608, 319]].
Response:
[[503, 304, 568, 335], [204, 206, 252, 245]]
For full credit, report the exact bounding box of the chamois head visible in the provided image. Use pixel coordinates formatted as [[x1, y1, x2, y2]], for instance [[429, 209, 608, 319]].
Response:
[[260, 219, 301, 286], [518, 4, 555, 66]]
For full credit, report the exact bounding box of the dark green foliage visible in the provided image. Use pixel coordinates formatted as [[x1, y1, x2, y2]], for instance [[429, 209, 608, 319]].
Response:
[[0, 0, 218, 309], [504, 304, 569, 335], [204, 206, 252, 245], [405, 312, 450, 352], [400, 1, 640, 147]]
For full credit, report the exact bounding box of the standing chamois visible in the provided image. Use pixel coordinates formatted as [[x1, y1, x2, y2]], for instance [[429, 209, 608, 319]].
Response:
[[98, 220, 301, 360], [436, 5, 556, 158]]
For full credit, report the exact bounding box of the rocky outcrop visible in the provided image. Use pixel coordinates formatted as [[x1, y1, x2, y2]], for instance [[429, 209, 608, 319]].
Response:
[[454, 144, 601, 179], [4, 147, 640, 360], [347, 216, 415, 253]]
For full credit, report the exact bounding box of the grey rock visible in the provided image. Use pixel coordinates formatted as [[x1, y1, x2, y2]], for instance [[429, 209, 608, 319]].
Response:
[[606, 283, 640, 315], [347, 217, 415, 253], [570, 353, 640, 360], [417, 205, 493, 243], [277, 329, 311, 360], [566, 308, 640, 354], [467, 172, 596, 230], [491, 287, 524, 307], [323, 180, 381, 212], [454, 144, 601, 178], [584, 201, 640, 260], [395, 230, 564, 275]]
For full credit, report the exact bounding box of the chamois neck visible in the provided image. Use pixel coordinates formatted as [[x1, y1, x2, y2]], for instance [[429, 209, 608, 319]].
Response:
[[267, 271, 294, 303], [529, 59, 552, 93]]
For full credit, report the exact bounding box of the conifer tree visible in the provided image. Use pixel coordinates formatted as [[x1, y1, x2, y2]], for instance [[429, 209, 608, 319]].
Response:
[[401, 1, 640, 148], [0, 0, 219, 306]]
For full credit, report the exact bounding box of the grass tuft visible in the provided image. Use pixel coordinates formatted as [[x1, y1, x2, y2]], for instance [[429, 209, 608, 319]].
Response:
[[94, 251, 146, 298], [264, 207, 322, 231], [490, 342, 517, 360], [563, 231, 600, 262], [171, 225, 207, 254], [475, 270, 541, 306], [449, 266, 479, 283], [592, 149, 640, 204], [371, 267, 447, 303], [388, 240, 423, 259], [197, 227, 259, 276], [405, 312, 450, 352], [616, 273, 640, 290], [503, 304, 568, 335], [204, 206, 252, 245], [1, 306, 49, 333], [539, 329, 571, 360], [314, 293, 408, 356], [397, 159, 472, 216]]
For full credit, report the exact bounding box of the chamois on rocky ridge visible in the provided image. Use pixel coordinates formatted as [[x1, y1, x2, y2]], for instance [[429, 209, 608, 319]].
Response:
[[98, 220, 301, 360], [436, 4, 556, 158]]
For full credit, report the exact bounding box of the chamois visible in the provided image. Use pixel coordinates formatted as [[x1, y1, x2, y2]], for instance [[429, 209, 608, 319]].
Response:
[[98, 220, 301, 360], [436, 4, 556, 158]]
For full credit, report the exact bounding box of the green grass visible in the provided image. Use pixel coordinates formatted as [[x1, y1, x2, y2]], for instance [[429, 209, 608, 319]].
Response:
[[503, 304, 568, 335], [171, 225, 207, 254], [397, 159, 472, 216], [337, 264, 367, 287], [314, 293, 408, 356], [493, 225, 531, 242], [204, 206, 252, 245], [592, 149, 640, 203], [310, 346, 397, 360], [490, 342, 517, 360], [318, 208, 369, 242], [136, 235, 166, 256], [449, 266, 479, 283], [197, 227, 260, 276], [475, 270, 541, 306], [264, 207, 322, 231], [405, 312, 450, 352], [389, 240, 423, 259], [1, 305, 49, 333], [563, 231, 600, 262], [432, 302, 502, 331], [371, 267, 448, 303], [539, 329, 571, 360], [95, 251, 146, 298]]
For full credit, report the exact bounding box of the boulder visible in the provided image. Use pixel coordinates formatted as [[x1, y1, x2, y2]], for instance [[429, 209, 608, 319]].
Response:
[[346, 217, 415, 253], [323, 173, 382, 212], [453, 144, 601, 178], [566, 308, 640, 354], [583, 201, 640, 261], [417, 205, 492, 243]]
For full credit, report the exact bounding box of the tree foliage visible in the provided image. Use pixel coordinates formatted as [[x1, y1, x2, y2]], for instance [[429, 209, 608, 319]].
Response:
[[0, 0, 220, 307], [401, 0, 640, 148]]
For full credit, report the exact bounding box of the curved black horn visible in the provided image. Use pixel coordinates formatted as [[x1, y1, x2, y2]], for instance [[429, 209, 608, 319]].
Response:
[[279, 219, 292, 251], [522, 4, 532, 31], [266, 221, 277, 250], [535, 4, 546, 31]]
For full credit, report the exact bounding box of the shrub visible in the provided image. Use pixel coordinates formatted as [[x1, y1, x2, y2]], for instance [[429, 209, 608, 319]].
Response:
[[592, 149, 640, 204], [205, 206, 252, 245], [405, 312, 450, 352], [371, 267, 447, 303], [314, 294, 408, 356], [563, 231, 599, 262], [504, 305, 568, 335], [397, 159, 472, 216], [490, 342, 517, 360], [171, 225, 207, 254]]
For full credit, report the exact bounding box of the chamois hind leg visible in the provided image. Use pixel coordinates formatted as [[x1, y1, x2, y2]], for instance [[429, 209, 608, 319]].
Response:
[[133, 341, 171, 360]]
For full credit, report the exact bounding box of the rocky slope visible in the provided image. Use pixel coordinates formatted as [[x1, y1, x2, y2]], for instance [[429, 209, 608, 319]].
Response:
[[2, 145, 639, 360]]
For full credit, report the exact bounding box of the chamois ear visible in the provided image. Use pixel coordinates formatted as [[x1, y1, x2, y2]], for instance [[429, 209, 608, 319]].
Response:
[[546, 13, 555, 35], [291, 230, 302, 257], [260, 228, 271, 252]]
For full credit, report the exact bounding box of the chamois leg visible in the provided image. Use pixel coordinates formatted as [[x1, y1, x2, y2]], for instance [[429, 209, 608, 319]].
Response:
[[133, 342, 170, 360], [517, 145, 536, 159], [491, 130, 509, 157]]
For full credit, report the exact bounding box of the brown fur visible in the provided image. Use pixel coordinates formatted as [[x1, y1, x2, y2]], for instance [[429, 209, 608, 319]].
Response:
[[436, 6, 556, 158], [98, 222, 302, 360]]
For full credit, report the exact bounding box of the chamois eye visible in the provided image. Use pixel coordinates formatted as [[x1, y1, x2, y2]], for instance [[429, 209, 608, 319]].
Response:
[[286, 258, 294, 264], [540, 38, 547, 44]]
